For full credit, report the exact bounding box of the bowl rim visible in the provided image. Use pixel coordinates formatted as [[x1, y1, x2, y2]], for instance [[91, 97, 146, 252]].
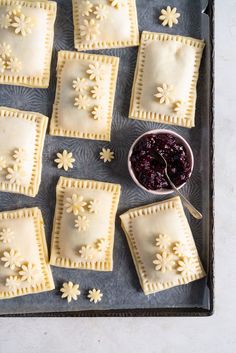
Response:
[[127, 129, 195, 196]]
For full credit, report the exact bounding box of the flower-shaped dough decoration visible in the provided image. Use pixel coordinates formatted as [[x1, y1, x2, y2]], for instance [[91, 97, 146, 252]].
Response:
[[6, 164, 25, 185], [0, 13, 12, 29], [54, 150, 75, 171], [79, 245, 94, 260], [65, 194, 87, 216], [94, 4, 108, 20], [0, 228, 15, 244], [0, 156, 6, 171], [92, 105, 104, 120], [86, 62, 105, 81], [72, 77, 88, 93], [60, 281, 81, 303], [96, 238, 107, 253], [19, 263, 40, 287], [11, 14, 33, 36], [5, 275, 20, 292], [87, 288, 103, 303], [154, 83, 174, 104], [153, 251, 175, 273], [100, 148, 115, 163], [79, 0, 93, 17], [159, 6, 180, 28], [80, 19, 100, 41], [0, 42, 22, 74], [174, 100, 188, 116], [1, 249, 22, 270], [109, 0, 125, 9], [177, 257, 196, 277], [74, 95, 89, 110], [88, 199, 100, 214], [75, 215, 90, 232], [155, 234, 171, 250]]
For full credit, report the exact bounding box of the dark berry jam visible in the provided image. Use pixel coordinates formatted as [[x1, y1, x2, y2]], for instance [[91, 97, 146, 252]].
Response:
[[130, 133, 192, 191]]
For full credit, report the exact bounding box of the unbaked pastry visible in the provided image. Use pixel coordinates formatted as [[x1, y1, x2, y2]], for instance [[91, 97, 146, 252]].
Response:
[[0, 106, 48, 197], [50, 51, 119, 141], [50, 177, 121, 271], [120, 196, 206, 295], [0, 0, 57, 88], [0, 207, 54, 299], [72, 0, 139, 51], [129, 31, 205, 128]]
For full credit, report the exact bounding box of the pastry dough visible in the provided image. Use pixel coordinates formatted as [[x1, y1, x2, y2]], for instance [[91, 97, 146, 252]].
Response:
[[129, 31, 205, 128], [0, 207, 54, 299], [50, 51, 119, 141], [120, 196, 206, 295], [0, 0, 57, 88], [0, 106, 48, 197], [50, 177, 121, 271], [72, 0, 139, 51]]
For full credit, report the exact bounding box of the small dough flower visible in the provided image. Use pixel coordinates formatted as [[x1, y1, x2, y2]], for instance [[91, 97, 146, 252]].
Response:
[[0, 42, 12, 59], [154, 83, 174, 104], [159, 6, 180, 28], [72, 78, 88, 93], [74, 95, 89, 110], [6, 2, 22, 15], [5, 276, 20, 292], [13, 148, 26, 163], [174, 100, 188, 116], [60, 281, 81, 303], [1, 249, 22, 270], [11, 14, 34, 36], [80, 19, 100, 41], [0, 228, 15, 244], [94, 4, 108, 20], [153, 252, 175, 273], [88, 199, 100, 214], [109, 0, 125, 9], [177, 257, 196, 277], [65, 194, 87, 215], [0, 58, 5, 73], [19, 263, 39, 287], [91, 84, 105, 99], [100, 148, 114, 163], [79, 0, 93, 17], [0, 14, 11, 29], [155, 234, 171, 250], [91, 105, 104, 120], [86, 62, 105, 81], [87, 288, 103, 303], [6, 165, 26, 185], [79, 245, 94, 260], [173, 242, 191, 258], [75, 216, 90, 232], [0, 156, 7, 170], [6, 57, 22, 73], [96, 239, 107, 253], [54, 150, 75, 171]]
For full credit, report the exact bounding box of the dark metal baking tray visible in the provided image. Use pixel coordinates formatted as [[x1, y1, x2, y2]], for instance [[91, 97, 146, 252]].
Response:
[[0, 0, 214, 317]]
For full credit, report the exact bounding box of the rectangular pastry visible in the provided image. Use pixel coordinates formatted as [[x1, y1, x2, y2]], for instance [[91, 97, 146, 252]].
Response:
[[50, 177, 121, 271], [72, 0, 139, 51], [129, 31, 205, 128], [50, 51, 119, 141], [0, 0, 57, 88], [120, 196, 206, 295], [0, 106, 48, 197], [0, 207, 54, 300]]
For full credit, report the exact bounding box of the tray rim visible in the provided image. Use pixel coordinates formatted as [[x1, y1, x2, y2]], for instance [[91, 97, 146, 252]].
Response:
[[0, 0, 215, 318]]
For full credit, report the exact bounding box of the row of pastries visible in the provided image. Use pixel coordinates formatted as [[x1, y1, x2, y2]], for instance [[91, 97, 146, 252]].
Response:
[[0, 0, 206, 302]]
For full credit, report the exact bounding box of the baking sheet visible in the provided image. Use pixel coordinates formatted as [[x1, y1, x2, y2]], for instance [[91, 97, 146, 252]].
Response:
[[0, 0, 214, 316]]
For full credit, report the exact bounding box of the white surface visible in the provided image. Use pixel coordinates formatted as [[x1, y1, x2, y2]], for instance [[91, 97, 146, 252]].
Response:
[[0, 0, 235, 352]]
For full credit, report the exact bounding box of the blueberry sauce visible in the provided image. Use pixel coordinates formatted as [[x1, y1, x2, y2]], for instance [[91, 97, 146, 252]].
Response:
[[130, 133, 192, 191]]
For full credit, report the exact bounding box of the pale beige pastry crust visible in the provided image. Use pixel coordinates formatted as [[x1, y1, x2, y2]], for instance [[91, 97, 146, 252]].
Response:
[[50, 51, 119, 141], [120, 196, 206, 295], [72, 0, 139, 51], [0, 207, 54, 300], [0, 106, 48, 197], [129, 31, 205, 128], [50, 177, 121, 271], [0, 0, 57, 88]]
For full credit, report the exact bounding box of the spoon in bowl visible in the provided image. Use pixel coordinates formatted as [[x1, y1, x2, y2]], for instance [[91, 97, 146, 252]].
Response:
[[158, 153, 203, 220]]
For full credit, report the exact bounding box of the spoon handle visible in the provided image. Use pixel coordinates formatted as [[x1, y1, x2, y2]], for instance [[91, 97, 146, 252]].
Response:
[[167, 177, 203, 220]]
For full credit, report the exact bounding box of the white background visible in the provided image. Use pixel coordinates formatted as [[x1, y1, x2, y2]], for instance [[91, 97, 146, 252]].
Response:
[[0, 0, 235, 352]]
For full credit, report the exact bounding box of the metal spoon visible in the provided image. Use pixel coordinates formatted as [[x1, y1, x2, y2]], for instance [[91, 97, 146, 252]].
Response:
[[158, 153, 203, 220]]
